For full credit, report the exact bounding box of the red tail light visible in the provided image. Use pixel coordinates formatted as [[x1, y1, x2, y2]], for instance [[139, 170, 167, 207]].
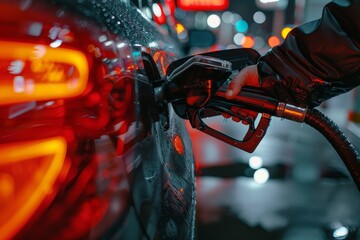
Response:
[[0, 137, 68, 240], [0, 1, 135, 239], [0, 40, 89, 105]]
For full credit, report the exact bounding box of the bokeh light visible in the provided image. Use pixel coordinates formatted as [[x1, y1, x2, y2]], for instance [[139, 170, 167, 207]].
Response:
[[242, 36, 254, 48], [207, 14, 221, 28], [253, 168, 269, 184], [195, 11, 207, 29], [333, 226, 349, 239], [268, 35, 281, 47], [249, 156, 263, 169], [175, 23, 188, 40], [235, 19, 248, 33], [152, 3, 166, 24], [233, 32, 245, 45], [152, 3, 162, 17], [222, 11, 234, 24], [281, 26, 293, 39], [253, 11, 266, 24]]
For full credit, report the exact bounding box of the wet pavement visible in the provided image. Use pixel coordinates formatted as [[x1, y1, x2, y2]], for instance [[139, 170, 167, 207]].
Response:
[[190, 90, 360, 240]]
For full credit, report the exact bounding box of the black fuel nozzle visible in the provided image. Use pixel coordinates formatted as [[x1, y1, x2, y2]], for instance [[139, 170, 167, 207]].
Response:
[[159, 48, 310, 153], [158, 49, 264, 152], [156, 54, 233, 107], [213, 85, 308, 123]]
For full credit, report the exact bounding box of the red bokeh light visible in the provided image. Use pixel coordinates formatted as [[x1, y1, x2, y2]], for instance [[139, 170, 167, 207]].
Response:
[[177, 0, 229, 11]]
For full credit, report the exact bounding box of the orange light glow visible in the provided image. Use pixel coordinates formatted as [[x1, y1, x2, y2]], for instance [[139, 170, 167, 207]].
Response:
[[0, 137, 67, 240], [268, 36, 281, 48], [242, 36, 254, 48], [175, 23, 186, 35], [153, 50, 169, 75], [281, 27, 292, 39], [0, 40, 89, 105], [173, 135, 184, 155]]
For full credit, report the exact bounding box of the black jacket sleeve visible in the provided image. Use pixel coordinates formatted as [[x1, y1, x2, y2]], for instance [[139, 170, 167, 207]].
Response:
[[258, 0, 360, 107]]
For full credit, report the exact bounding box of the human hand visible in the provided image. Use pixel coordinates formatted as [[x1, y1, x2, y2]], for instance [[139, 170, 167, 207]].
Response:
[[223, 65, 261, 123], [225, 64, 260, 99]]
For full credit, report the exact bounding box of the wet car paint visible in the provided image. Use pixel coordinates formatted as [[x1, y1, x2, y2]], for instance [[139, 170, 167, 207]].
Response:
[[0, 0, 195, 239]]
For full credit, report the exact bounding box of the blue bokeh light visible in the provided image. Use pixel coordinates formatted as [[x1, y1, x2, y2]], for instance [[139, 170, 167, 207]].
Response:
[[235, 19, 248, 33]]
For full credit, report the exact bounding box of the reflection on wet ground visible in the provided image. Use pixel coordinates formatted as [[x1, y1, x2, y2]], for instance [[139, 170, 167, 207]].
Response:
[[192, 91, 360, 240]]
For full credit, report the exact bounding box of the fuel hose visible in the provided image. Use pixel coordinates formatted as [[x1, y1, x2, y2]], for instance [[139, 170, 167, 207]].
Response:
[[215, 90, 360, 190], [304, 108, 360, 190]]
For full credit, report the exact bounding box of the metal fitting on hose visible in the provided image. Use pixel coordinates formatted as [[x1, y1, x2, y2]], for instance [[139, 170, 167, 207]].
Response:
[[276, 102, 307, 122]]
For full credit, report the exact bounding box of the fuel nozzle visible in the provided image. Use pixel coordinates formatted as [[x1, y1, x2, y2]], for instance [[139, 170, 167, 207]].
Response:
[[158, 48, 271, 152], [155, 54, 233, 109], [159, 49, 360, 188], [159, 48, 310, 153], [214, 86, 308, 123]]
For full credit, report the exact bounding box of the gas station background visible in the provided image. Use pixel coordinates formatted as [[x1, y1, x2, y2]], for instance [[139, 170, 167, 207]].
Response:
[[134, 0, 328, 54]]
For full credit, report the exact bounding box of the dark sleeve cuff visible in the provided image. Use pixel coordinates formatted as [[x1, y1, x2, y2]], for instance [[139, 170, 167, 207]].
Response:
[[256, 60, 307, 107]]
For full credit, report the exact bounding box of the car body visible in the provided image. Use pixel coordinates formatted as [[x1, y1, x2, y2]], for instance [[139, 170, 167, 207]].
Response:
[[0, 0, 195, 239]]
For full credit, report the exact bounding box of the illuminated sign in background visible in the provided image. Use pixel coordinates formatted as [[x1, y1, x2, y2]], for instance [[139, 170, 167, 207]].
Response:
[[177, 0, 229, 11]]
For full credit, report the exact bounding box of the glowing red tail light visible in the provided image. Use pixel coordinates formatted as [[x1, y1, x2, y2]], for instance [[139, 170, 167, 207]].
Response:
[[0, 40, 89, 105], [0, 1, 135, 239], [0, 137, 68, 240]]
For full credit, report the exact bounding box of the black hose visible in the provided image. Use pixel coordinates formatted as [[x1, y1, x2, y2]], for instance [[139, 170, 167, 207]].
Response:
[[304, 108, 360, 190]]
